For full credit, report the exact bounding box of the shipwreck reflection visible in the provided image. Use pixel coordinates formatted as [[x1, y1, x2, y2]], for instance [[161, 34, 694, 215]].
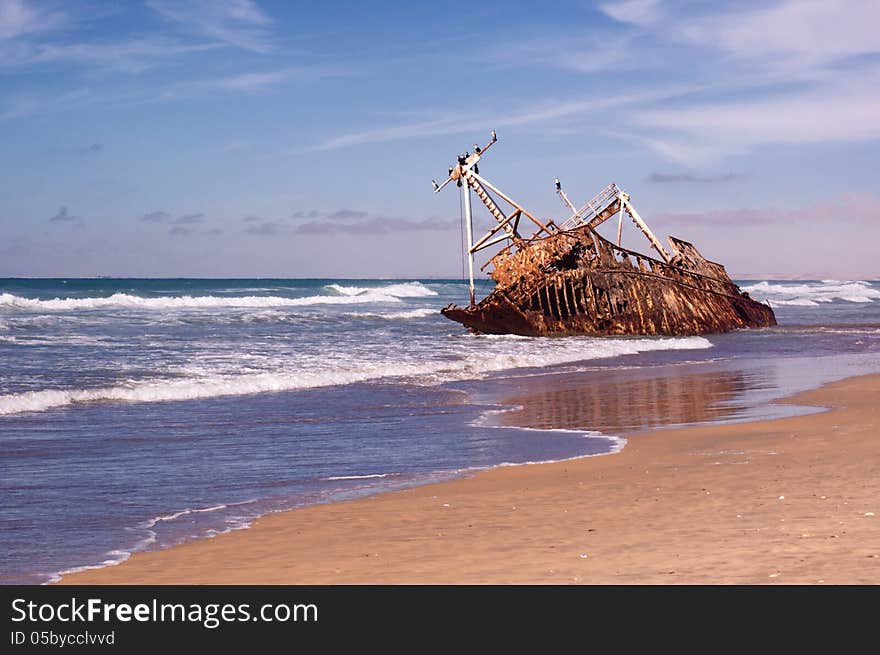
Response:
[[496, 369, 754, 434]]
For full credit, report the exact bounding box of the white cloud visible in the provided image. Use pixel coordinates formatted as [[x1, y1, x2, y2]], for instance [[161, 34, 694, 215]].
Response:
[[680, 0, 880, 68], [594, 1, 880, 163], [312, 90, 674, 151], [599, 0, 662, 27], [147, 0, 274, 53], [631, 74, 880, 162], [482, 31, 641, 75], [0, 0, 63, 40], [0, 38, 221, 72], [216, 70, 288, 90]]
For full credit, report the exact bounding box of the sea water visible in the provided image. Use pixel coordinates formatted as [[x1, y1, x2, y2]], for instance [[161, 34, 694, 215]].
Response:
[[1, 278, 878, 583]]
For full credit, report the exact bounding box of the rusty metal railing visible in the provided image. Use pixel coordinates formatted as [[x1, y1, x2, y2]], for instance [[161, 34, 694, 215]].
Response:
[[557, 183, 620, 231]]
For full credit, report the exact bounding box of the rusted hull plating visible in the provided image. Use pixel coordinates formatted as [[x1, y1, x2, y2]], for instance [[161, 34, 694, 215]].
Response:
[[441, 225, 776, 337]]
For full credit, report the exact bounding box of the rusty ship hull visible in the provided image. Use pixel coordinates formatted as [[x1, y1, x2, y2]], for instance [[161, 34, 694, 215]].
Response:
[[433, 133, 776, 338], [442, 227, 776, 336]]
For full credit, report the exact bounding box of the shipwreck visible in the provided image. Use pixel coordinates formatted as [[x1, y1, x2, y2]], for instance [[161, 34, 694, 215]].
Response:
[[433, 132, 776, 336]]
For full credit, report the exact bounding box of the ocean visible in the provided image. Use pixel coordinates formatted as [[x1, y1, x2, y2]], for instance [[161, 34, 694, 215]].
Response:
[[1, 277, 879, 584]]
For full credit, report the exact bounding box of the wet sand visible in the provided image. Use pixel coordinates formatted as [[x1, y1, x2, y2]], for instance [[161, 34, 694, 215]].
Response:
[[60, 374, 880, 584]]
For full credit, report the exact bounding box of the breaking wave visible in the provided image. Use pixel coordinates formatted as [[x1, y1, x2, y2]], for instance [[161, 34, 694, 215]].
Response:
[[742, 280, 880, 307], [326, 282, 437, 298], [0, 335, 712, 416], [0, 282, 437, 312]]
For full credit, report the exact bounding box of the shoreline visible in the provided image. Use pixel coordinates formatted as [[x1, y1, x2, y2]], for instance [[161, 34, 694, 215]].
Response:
[[59, 373, 880, 584]]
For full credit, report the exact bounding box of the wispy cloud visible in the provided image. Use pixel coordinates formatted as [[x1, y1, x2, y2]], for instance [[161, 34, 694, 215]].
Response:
[[203, 69, 291, 91], [600, 0, 880, 72], [325, 209, 368, 220], [597, 1, 880, 162], [599, 0, 662, 27], [79, 142, 102, 154], [182, 68, 327, 94], [310, 91, 665, 151], [648, 172, 744, 184], [244, 220, 286, 236], [677, 0, 880, 72], [48, 142, 103, 156], [289, 210, 320, 220], [168, 225, 222, 237], [0, 0, 64, 40], [654, 192, 880, 227], [244, 208, 455, 236], [0, 63, 321, 122], [0, 86, 106, 122], [146, 65, 343, 105], [482, 32, 641, 76], [147, 0, 274, 53], [0, 37, 221, 72], [141, 211, 170, 223], [48, 206, 81, 224], [296, 216, 454, 236], [632, 79, 880, 163], [141, 211, 205, 224], [174, 213, 204, 224]]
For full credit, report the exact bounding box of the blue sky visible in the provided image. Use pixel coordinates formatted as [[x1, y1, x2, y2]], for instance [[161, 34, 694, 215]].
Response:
[[1, 0, 878, 278]]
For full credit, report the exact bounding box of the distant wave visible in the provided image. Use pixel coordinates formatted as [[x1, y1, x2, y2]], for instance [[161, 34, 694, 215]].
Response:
[[742, 280, 880, 306], [343, 308, 438, 320], [141, 306, 439, 326], [0, 335, 712, 416], [0, 282, 437, 312]]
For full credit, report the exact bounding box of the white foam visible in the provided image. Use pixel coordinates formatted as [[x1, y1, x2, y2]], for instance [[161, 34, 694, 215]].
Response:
[[320, 473, 397, 481], [742, 280, 880, 306], [0, 335, 712, 415], [1, 334, 119, 346], [0, 282, 437, 312], [46, 552, 133, 584], [768, 298, 819, 307], [472, 405, 628, 459], [44, 503, 250, 584], [494, 434, 628, 465], [44, 533, 158, 585], [139, 503, 230, 530], [327, 281, 437, 298], [455, 432, 628, 474], [344, 308, 437, 320]]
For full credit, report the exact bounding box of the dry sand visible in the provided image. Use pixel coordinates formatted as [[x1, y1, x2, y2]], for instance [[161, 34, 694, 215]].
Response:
[[60, 374, 880, 584]]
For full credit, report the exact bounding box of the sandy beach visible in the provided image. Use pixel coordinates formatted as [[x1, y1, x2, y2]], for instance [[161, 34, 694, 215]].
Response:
[[60, 373, 879, 585]]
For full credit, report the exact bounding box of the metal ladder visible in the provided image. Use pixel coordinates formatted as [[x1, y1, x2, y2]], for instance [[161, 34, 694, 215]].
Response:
[[557, 183, 620, 231]]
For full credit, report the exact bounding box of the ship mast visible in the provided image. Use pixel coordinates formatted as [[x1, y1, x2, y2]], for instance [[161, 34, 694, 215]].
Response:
[[432, 131, 553, 307], [462, 170, 475, 306], [433, 132, 500, 307]]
